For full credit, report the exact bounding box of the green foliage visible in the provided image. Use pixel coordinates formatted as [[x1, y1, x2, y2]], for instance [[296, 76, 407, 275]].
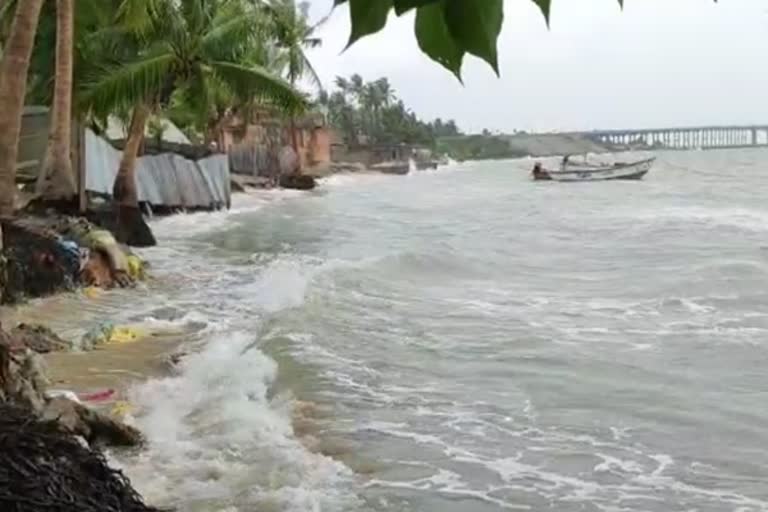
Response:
[[75, 0, 307, 130], [267, 0, 323, 88], [334, 0, 629, 78], [2, 0, 309, 137], [324, 74, 462, 148], [437, 133, 527, 161]]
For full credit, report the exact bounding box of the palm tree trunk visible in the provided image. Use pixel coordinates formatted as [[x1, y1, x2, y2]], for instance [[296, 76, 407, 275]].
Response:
[[290, 116, 300, 173], [289, 77, 301, 174], [0, 0, 45, 217], [112, 104, 155, 246], [37, 0, 77, 202]]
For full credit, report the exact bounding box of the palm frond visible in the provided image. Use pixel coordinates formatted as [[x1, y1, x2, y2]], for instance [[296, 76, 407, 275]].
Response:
[[80, 52, 175, 118], [207, 60, 307, 114], [201, 2, 259, 61], [300, 51, 323, 91], [116, 0, 160, 34]]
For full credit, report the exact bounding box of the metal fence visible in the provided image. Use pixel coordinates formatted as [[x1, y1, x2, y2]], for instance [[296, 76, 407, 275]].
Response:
[[85, 129, 230, 210]]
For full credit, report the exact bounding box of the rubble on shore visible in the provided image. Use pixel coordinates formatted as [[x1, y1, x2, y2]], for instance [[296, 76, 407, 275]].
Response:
[[0, 213, 147, 305], [0, 321, 157, 511]]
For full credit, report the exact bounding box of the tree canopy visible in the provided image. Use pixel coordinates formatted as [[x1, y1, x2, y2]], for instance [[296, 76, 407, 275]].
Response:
[[323, 73, 462, 147]]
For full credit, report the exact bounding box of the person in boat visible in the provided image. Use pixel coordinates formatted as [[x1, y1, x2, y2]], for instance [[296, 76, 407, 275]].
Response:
[[532, 162, 550, 180]]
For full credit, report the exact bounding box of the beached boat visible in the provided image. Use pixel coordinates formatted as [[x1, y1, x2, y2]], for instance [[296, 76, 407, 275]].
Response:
[[416, 161, 439, 171], [372, 161, 410, 175], [532, 157, 655, 182]]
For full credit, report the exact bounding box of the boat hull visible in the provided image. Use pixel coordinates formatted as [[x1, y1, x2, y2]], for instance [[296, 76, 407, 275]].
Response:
[[534, 158, 655, 182], [372, 162, 410, 175]]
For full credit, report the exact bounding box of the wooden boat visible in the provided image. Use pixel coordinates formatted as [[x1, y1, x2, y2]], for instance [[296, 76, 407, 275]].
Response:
[[532, 157, 655, 182], [416, 160, 439, 171], [371, 161, 410, 175]]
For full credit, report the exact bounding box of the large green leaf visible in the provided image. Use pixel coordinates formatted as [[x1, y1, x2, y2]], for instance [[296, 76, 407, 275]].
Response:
[[345, 0, 393, 48], [414, 2, 464, 81], [393, 0, 438, 16], [443, 0, 503, 76], [532, 0, 551, 25]]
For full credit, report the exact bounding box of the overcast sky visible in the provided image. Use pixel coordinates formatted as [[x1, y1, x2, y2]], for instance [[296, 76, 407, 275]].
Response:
[[304, 0, 768, 133]]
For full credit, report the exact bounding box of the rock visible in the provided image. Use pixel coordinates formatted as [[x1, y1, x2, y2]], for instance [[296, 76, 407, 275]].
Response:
[[279, 174, 317, 190], [10, 323, 72, 353], [42, 397, 144, 448], [279, 145, 300, 175], [80, 323, 115, 351], [0, 340, 49, 412]]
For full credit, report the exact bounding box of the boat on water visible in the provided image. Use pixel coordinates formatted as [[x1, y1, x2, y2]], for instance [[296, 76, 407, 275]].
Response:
[[532, 157, 655, 182]]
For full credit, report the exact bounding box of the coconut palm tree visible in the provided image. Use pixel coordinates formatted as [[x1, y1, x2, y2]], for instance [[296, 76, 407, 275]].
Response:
[[36, 0, 77, 203], [267, 0, 323, 166], [80, 0, 306, 243], [0, 0, 159, 207], [0, 0, 45, 217]]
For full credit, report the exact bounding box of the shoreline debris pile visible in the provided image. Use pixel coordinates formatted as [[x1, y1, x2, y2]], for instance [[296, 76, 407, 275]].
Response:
[[0, 403, 161, 512], [0, 214, 147, 304], [0, 324, 156, 511]]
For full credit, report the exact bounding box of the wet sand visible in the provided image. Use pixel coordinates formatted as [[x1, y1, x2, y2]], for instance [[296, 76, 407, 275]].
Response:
[[45, 332, 183, 394], [1, 287, 191, 406]]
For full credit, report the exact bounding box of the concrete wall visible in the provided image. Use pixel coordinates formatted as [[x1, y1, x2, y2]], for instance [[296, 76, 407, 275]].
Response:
[[223, 114, 332, 172]]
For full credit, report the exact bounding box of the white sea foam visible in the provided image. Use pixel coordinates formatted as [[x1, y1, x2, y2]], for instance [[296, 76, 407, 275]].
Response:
[[119, 331, 358, 511], [627, 205, 768, 232]]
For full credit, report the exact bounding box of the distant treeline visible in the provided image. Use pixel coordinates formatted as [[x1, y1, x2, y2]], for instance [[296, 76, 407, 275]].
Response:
[[437, 134, 528, 161], [320, 74, 462, 148]]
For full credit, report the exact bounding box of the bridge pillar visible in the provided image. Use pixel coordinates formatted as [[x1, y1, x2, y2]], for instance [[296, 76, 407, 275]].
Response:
[[752, 128, 757, 146]]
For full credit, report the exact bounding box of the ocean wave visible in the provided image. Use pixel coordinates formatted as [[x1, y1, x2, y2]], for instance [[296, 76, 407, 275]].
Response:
[[118, 332, 359, 512], [625, 206, 768, 232]]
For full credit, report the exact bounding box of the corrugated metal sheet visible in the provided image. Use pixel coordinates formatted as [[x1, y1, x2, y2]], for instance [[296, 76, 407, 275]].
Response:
[[85, 129, 230, 210], [228, 144, 273, 177]]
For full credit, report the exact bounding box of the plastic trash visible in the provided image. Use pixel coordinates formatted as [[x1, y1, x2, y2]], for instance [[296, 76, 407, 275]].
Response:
[[107, 326, 146, 344], [79, 389, 116, 402], [110, 401, 134, 418], [46, 389, 81, 404]]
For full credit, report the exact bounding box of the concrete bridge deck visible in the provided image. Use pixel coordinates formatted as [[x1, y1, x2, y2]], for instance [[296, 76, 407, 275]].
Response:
[[586, 125, 768, 150]]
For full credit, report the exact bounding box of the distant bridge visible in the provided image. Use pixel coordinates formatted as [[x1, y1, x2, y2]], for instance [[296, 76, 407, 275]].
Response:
[[586, 125, 768, 150]]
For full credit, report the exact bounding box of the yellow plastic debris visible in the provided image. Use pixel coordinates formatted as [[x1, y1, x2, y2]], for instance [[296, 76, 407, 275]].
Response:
[[111, 401, 134, 418], [83, 286, 101, 299], [126, 254, 146, 281], [107, 326, 147, 344]]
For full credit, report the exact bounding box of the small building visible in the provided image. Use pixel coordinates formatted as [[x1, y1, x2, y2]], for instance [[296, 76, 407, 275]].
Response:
[[223, 109, 333, 177]]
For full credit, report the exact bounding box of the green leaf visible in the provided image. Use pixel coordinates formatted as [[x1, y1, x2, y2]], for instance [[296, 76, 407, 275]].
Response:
[[443, 0, 504, 75], [532, 0, 551, 26], [345, 0, 393, 48], [414, 2, 464, 81], [393, 0, 438, 16]]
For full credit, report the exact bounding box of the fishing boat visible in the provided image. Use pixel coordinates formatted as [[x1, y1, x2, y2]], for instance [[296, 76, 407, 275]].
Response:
[[532, 157, 655, 182], [371, 161, 410, 175]]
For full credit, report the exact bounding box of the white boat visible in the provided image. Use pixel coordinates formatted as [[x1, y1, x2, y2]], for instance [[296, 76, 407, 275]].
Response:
[[532, 157, 655, 182]]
